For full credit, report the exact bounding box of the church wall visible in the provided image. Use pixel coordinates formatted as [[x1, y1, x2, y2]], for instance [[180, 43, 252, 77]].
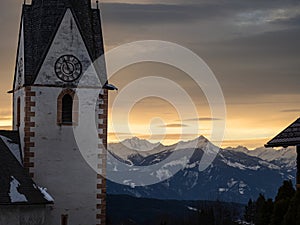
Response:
[[29, 86, 104, 225], [0, 205, 50, 225], [13, 88, 26, 162]]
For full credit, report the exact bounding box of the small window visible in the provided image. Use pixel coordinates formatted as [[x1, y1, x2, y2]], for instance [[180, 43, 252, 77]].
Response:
[[61, 214, 68, 225], [57, 89, 78, 126], [62, 94, 73, 124]]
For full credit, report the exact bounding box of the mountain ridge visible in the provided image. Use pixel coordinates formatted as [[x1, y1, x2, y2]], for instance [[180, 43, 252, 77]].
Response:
[[109, 136, 296, 166], [107, 136, 297, 204]]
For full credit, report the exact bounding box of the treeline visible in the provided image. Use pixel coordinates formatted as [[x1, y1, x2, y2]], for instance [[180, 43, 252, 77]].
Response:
[[107, 195, 243, 225], [157, 202, 240, 225], [244, 180, 300, 225]]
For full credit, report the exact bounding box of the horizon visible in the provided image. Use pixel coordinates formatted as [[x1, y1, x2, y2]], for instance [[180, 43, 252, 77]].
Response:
[[108, 135, 285, 151]]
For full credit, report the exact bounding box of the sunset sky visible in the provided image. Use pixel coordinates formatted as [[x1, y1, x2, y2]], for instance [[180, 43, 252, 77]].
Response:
[[0, 0, 299, 149]]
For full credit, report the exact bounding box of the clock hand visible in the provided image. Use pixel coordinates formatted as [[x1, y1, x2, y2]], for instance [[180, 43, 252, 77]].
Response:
[[63, 58, 71, 72]]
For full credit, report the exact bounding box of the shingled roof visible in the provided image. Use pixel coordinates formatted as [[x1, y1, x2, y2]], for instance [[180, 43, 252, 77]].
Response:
[[20, 0, 104, 85], [0, 131, 53, 205], [265, 118, 300, 148]]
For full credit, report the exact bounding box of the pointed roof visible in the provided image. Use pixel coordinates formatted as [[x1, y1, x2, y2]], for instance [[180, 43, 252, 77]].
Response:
[[265, 118, 300, 148], [0, 131, 53, 205], [21, 0, 104, 85]]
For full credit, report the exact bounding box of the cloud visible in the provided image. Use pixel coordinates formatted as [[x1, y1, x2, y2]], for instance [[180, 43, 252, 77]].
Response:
[[100, 1, 300, 27], [272, 14, 300, 26], [280, 109, 300, 113], [158, 123, 189, 128], [0, 116, 12, 120], [100, 2, 234, 25], [0, 126, 12, 130], [183, 117, 222, 121], [101, 0, 300, 98]]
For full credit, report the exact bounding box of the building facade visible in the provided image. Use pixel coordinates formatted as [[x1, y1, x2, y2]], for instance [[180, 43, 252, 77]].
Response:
[[11, 0, 107, 224]]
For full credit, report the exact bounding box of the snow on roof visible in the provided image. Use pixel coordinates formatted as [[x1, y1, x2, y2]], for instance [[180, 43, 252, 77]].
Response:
[[0, 130, 53, 205], [9, 176, 28, 203], [37, 186, 54, 202], [0, 134, 22, 164]]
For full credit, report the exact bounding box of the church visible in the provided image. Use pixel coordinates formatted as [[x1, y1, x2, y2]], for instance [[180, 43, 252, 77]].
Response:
[[0, 0, 107, 225]]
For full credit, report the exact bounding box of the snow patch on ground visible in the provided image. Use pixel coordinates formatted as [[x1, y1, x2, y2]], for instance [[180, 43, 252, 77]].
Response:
[[155, 156, 189, 181], [187, 206, 199, 212], [227, 178, 238, 188], [238, 181, 247, 195], [9, 176, 28, 203], [123, 180, 136, 188], [258, 160, 280, 170], [155, 168, 172, 181], [219, 188, 229, 192], [222, 159, 260, 171]]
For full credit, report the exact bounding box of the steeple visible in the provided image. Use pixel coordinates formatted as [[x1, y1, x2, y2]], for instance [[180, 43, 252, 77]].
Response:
[[21, 0, 104, 85], [12, 1, 108, 224]]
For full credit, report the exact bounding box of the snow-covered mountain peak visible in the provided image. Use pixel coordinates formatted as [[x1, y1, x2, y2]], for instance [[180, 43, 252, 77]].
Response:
[[224, 145, 296, 169], [121, 137, 161, 151], [172, 135, 212, 150]]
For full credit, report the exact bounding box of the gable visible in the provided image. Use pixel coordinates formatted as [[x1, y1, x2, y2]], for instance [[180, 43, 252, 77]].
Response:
[[34, 9, 101, 87], [22, 1, 104, 86]]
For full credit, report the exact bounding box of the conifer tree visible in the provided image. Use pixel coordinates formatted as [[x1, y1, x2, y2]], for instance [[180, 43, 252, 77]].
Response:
[[283, 190, 300, 225], [271, 180, 295, 225], [244, 199, 255, 223]]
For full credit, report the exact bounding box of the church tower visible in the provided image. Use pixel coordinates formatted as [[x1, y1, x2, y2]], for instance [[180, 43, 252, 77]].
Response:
[[12, 0, 107, 224]]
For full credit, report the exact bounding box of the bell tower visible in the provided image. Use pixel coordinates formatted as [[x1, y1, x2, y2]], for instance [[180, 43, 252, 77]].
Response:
[[12, 0, 107, 225]]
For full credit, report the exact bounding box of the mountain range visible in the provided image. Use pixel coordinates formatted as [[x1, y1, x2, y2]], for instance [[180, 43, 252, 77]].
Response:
[[107, 136, 296, 204]]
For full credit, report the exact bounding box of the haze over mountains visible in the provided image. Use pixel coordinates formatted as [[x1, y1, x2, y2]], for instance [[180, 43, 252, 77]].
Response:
[[107, 136, 296, 204]]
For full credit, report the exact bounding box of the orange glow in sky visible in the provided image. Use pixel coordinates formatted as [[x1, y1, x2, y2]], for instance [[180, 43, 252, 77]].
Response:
[[0, 0, 299, 149]]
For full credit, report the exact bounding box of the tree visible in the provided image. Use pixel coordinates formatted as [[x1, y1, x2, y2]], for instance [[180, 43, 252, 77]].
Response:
[[244, 199, 255, 223], [254, 194, 273, 225], [271, 180, 295, 225], [283, 190, 300, 225], [275, 180, 295, 202]]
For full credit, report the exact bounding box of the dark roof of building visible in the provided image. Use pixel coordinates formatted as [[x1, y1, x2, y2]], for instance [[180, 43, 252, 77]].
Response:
[[0, 130, 53, 205], [265, 118, 300, 148], [20, 0, 104, 86]]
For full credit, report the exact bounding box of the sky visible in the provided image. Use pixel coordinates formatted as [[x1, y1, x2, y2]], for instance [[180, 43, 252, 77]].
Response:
[[0, 0, 300, 148]]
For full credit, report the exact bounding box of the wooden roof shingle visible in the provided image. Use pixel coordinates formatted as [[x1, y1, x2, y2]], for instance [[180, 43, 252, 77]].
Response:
[[265, 118, 300, 148]]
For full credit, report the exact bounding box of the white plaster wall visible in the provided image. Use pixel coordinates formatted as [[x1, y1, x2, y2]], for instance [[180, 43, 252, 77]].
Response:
[[31, 85, 105, 225], [13, 88, 26, 161]]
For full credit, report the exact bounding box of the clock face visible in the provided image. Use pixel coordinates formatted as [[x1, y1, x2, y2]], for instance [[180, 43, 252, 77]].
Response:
[[55, 55, 82, 82], [17, 57, 23, 86]]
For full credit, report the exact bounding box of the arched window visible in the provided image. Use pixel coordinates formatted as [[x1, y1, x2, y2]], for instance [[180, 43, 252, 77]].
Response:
[[57, 89, 78, 126], [62, 94, 73, 124]]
